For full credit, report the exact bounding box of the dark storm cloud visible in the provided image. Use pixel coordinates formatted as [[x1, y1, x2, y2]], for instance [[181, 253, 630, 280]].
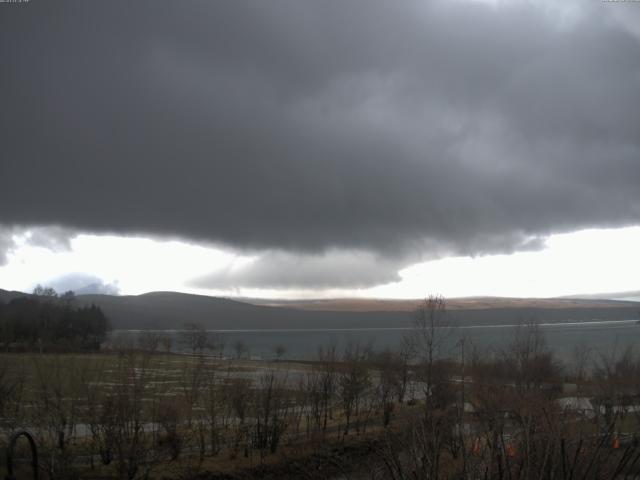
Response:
[[1, 1, 640, 288]]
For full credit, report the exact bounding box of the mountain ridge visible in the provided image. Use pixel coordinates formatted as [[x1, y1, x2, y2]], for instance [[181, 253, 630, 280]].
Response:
[[2, 288, 639, 330]]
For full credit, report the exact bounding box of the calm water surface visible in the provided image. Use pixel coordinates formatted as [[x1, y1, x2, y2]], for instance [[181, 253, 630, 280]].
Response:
[[111, 320, 640, 361]]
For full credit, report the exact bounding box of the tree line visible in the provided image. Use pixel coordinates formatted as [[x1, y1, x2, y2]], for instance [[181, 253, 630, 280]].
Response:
[[0, 286, 110, 352]]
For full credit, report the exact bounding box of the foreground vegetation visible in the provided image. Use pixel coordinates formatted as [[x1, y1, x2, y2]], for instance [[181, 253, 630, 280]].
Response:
[[1, 296, 640, 479]]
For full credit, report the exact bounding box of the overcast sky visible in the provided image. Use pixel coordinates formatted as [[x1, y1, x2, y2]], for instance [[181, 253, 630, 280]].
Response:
[[1, 0, 639, 298]]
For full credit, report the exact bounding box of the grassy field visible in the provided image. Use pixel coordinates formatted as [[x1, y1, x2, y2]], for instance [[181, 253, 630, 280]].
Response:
[[0, 350, 376, 479]]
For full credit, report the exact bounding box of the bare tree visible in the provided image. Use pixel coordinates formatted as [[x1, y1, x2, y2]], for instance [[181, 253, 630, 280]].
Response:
[[233, 340, 248, 360], [160, 334, 173, 354], [179, 355, 206, 427], [593, 345, 640, 426], [317, 344, 338, 434], [201, 362, 225, 456], [0, 358, 26, 454], [137, 331, 160, 353], [110, 350, 159, 480], [504, 321, 560, 391], [571, 342, 592, 386], [339, 343, 371, 436], [224, 376, 252, 458], [273, 344, 287, 361], [252, 370, 291, 457], [409, 295, 456, 410], [373, 349, 409, 427], [157, 397, 183, 460], [181, 323, 209, 355], [31, 355, 85, 478]]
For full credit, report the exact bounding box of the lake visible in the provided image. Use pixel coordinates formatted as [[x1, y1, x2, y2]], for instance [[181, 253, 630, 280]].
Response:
[[110, 319, 640, 362]]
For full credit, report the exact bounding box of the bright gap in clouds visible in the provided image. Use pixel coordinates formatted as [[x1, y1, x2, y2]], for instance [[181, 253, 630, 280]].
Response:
[[0, 227, 638, 299], [0, 234, 253, 296], [371, 227, 640, 299]]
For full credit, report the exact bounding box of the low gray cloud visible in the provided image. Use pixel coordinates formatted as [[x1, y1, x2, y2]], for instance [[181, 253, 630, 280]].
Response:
[[41, 273, 120, 296], [0, 229, 13, 266], [192, 234, 546, 290], [192, 251, 403, 290], [0, 225, 73, 266], [25, 226, 73, 252], [1, 1, 639, 288]]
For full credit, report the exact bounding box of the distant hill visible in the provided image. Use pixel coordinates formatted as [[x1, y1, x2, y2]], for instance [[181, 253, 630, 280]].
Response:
[[250, 296, 640, 312], [561, 290, 640, 302], [76, 291, 640, 330], [0, 289, 29, 304], [2, 289, 639, 331], [74, 291, 415, 330]]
